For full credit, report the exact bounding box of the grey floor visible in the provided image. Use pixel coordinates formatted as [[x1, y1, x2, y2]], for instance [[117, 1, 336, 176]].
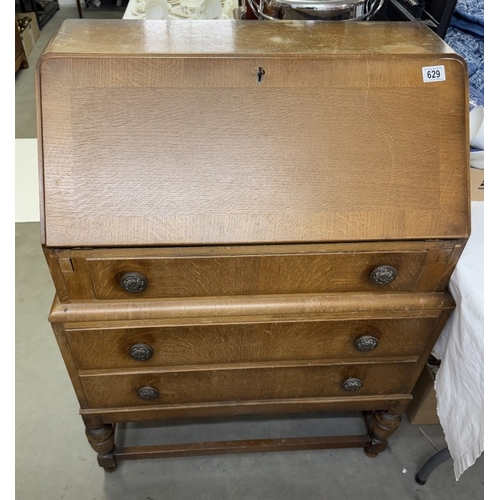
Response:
[[15, 6, 485, 500]]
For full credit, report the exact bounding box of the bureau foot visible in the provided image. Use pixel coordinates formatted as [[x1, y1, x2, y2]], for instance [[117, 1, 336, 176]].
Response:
[[364, 410, 402, 457], [85, 423, 117, 472], [99, 453, 118, 473], [364, 448, 379, 458]]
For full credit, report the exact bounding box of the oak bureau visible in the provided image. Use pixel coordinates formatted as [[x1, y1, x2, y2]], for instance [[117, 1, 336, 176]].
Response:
[[36, 19, 470, 471]]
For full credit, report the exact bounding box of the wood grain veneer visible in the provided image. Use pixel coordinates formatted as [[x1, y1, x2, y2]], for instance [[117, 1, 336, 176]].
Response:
[[43, 239, 466, 302], [48, 291, 455, 323], [38, 20, 470, 471], [79, 361, 416, 408], [65, 316, 440, 369], [37, 20, 469, 247]]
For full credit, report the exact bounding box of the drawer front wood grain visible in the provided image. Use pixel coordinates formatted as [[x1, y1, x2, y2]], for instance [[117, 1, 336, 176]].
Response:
[[80, 362, 416, 408], [86, 251, 428, 299], [67, 317, 439, 370], [46, 241, 466, 302]]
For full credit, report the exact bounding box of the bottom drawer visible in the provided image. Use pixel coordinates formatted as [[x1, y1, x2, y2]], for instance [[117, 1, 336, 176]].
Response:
[[80, 362, 416, 408]]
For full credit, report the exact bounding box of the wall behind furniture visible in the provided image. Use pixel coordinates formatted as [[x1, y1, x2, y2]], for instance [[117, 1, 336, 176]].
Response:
[[15, 139, 40, 223]]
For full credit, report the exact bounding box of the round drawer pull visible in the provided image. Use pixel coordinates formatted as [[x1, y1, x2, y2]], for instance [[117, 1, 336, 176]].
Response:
[[137, 386, 159, 401], [120, 272, 149, 293], [369, 265, 397, 285], [342, 377, 363, 392], [129, 343, 154, 361], [354, 335, 379, 352]]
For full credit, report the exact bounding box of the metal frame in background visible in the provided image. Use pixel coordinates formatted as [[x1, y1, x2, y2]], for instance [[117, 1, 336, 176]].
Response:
[[374, 0, 458, 38]]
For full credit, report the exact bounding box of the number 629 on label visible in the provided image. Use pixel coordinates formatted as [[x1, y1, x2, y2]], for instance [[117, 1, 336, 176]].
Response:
[[422, 65, 446, 82]]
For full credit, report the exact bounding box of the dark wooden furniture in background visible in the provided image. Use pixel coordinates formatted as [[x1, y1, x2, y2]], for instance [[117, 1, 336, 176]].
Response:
[[36, 19, 470, 472], [16, 0, 60, 29], [15, 20, 29, 72], [75, 0, 128, 18]]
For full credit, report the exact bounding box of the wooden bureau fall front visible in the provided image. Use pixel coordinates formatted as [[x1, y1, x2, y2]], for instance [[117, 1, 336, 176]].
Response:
[[36, 19, 470, 471]]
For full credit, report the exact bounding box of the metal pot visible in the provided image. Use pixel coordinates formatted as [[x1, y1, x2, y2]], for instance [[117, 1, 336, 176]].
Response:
[[244, 0, 384, 21]]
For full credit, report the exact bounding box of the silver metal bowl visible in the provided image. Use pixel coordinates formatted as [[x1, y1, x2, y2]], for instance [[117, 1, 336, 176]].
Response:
[[244, 0, 384, 21]]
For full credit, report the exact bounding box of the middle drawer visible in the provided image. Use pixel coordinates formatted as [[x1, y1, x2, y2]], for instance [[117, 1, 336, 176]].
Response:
[[66, 317, 438, 370]]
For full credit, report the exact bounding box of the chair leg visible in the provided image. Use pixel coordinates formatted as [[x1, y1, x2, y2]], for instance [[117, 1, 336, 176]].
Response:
[[415, 447, 452, 485]]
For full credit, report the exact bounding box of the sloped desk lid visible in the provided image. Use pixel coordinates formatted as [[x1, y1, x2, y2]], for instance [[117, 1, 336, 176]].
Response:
[[37, 20, 470, 247]]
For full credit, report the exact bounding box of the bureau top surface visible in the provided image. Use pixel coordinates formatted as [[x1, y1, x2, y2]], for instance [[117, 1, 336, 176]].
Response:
[[41, 19, 458, 59], [37, 20, 470, 247]]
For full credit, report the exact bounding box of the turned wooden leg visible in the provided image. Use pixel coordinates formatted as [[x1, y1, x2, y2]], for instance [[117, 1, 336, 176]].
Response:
[[84, 420, 117, 472], [364, 410, 402, 458]]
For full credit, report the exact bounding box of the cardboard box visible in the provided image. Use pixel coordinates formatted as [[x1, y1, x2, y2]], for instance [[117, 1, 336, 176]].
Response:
[[26, 11, 40, 45], [470, 167, 484, 201], [16, 12, 40, 55], [17, 23, 33, 56], [406, 363, 440, 425]]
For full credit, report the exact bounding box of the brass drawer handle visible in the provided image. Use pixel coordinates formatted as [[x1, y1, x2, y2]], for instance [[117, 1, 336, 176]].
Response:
[[137, 386, 159, 401], [129, 343, 154, 361], [342, 378, 363, 392], [120, 272, 149, 293], [354, 335, 379, 352], [369, 265, 397, 285]]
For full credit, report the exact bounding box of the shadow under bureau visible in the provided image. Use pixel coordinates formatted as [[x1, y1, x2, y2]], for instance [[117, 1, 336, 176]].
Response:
[[36, 19, 470, 471]]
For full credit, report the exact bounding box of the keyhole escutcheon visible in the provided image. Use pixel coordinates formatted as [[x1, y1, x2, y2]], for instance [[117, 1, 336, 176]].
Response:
[[257, 67, 265, 83]]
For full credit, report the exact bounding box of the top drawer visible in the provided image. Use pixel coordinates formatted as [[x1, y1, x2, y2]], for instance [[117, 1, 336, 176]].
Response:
[[45, 241, 464, 301], [90, 251, 424, 299]]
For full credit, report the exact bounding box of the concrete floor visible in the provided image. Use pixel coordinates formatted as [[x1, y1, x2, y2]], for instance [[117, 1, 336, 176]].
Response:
[[15, 5, 485, 499]]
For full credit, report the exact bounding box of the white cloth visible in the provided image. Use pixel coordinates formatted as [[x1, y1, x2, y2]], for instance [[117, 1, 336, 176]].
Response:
[[433, 201, 484, 480], [123, 0, 237, 19]]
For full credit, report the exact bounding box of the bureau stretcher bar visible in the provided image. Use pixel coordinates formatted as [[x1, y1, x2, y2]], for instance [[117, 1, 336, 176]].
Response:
[[85, 411, 399, 471]]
